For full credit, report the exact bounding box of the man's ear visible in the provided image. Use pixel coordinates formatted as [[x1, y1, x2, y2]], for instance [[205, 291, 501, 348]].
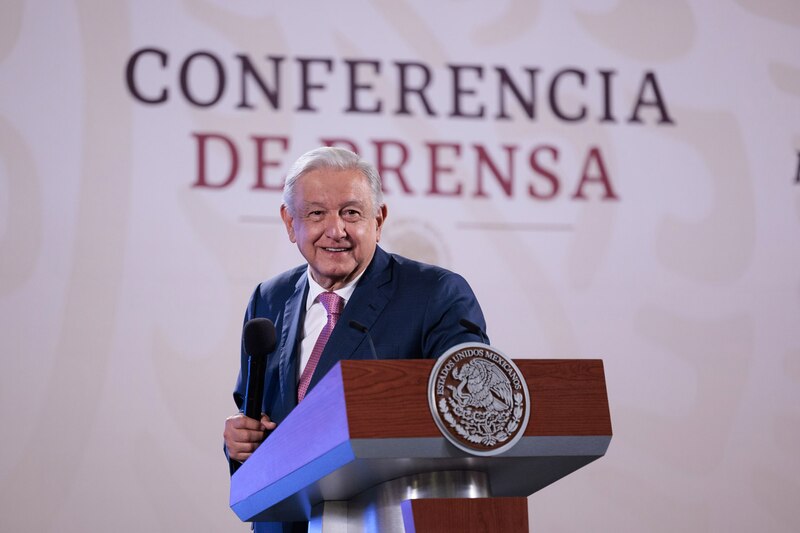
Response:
[[375, 204, 388, 241], [280, 204, 296, 243]]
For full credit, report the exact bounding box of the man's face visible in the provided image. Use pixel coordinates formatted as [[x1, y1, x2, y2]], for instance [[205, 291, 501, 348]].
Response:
[[280, 168, 387, 290]]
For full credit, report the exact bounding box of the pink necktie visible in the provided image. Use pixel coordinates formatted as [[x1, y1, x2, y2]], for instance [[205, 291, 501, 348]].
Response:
[[297, 291, 344, 402]]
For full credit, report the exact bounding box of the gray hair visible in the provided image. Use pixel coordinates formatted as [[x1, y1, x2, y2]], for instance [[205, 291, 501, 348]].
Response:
[[282, 147, 384, 215]]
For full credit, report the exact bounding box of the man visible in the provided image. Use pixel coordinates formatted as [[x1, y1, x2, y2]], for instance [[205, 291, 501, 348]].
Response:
[[223, 147, 487, 532]]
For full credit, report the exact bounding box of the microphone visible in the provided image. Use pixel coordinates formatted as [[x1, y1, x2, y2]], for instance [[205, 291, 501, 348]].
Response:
[[349, 320, 378, 359], [242, 318, 277, 420], [459, 318, 489, 345]]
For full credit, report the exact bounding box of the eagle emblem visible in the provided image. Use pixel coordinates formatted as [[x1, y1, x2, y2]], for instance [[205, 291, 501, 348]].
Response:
[[452, 358, 514, 412], [429, 343, 531, 456]]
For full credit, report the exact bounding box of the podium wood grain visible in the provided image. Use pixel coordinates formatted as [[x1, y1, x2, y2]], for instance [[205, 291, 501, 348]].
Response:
[[340, 359, 611, 438], [400, 497, 529, 533]]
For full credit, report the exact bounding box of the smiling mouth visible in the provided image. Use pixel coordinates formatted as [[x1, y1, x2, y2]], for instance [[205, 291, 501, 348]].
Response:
[[322, 247, 349, 252]]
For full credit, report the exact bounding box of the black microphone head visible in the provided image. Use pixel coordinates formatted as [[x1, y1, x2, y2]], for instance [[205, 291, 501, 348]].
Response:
[[243, 318, 276, 360], [349, 319, 379, 360], [459, 318, 488, 344], [349, 320, 368, 333], [459, 318, 480, 335]]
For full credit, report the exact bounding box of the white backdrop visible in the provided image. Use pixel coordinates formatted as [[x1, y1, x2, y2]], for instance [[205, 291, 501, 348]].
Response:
[[1, 1, 799, 531]]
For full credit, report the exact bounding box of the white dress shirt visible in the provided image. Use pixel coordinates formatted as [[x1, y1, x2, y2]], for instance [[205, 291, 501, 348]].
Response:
[[297, 268, 362, 378]]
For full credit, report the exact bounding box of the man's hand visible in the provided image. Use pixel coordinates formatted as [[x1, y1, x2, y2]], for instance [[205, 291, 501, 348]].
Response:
[[223, 413, 277, 462]]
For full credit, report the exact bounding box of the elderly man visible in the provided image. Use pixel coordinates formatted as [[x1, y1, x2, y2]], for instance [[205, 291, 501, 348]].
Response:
[[223, 147, 487, 532]]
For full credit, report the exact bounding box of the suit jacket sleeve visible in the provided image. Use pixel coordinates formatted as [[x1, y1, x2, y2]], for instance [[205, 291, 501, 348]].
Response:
[[420, 269, 488, 358]]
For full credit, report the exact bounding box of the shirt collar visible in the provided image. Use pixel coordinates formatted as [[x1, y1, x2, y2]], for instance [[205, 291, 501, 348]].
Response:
[[304, 267, 363, 311]]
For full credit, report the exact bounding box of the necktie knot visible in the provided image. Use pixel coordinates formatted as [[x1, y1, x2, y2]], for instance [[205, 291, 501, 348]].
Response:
[[318, 291, 343, 317]]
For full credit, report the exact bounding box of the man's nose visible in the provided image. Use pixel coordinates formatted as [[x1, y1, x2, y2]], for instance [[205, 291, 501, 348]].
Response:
[[324, 214, 346, 239]]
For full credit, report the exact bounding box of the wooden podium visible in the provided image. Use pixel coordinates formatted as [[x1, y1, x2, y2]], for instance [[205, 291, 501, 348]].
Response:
[[230, 359, 611, 532]]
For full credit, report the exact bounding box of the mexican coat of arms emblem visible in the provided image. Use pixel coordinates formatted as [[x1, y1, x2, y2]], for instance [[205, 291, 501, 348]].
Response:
[[428, 343, 531, 456]]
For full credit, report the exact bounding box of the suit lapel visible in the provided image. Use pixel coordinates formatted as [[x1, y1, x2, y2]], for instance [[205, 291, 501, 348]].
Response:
[[307, 248, 396, 391], [278, 271, 308, 410]]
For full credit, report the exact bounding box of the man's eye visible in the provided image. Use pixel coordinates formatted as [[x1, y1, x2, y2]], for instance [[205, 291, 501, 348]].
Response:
[[342, 210, 361, 220]]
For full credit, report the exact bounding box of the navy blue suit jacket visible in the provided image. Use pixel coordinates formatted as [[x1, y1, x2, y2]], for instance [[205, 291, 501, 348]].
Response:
[[230, 246, 487, 531]]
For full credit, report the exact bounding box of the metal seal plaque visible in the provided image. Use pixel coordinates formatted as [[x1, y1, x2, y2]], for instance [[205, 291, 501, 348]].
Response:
[[428, 343, 531, 456]]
